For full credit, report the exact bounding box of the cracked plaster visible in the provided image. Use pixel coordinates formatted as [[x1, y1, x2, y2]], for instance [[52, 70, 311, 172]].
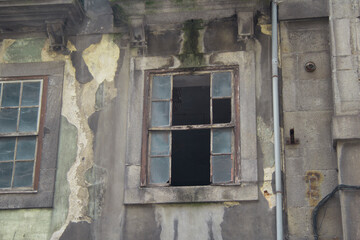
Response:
[[40, 35, 120, 240]]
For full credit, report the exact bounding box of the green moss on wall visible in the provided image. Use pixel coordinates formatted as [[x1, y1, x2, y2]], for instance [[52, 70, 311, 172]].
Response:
[[0, 209, 52, 240], [179, 19, 204, 67], [49, 117, 78, 235], [111, 4, 128, 26], [4, 38, 45, 63]]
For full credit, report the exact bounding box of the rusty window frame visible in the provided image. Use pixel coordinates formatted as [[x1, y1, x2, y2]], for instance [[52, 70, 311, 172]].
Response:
[[141, 66, 240, 187], [0, 76, 48, 192]]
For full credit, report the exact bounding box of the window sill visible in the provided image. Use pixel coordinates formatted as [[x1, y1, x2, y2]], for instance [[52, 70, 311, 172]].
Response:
[[124, 183, 258, 204], [0, 190, 37, 194]]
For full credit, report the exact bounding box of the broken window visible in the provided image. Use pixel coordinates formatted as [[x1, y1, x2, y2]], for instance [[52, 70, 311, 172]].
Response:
[[143, 68, 239, 186], [0, 77, 46, 191]]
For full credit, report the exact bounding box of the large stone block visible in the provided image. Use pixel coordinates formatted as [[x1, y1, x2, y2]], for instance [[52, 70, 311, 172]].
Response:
[[333, 19, 352, 56], [298, 52, 331, 81], [281, 29, 329, 54], [279, 0, 328, 20], [284, 111, 333, 149], [287, 207, 313, 237], [331, 0, 355, 19], [295, 79, 333, 111]]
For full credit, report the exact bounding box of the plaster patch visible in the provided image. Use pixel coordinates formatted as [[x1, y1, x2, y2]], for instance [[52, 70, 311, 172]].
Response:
[[155, 205, 224, 240], [42, 40, 98, 240], [260, 180, 276, 209], [260, 24, 272, 36], [82, 34, 120, 84], [224, 202, 240, 208], [257, 116, 275, 167]]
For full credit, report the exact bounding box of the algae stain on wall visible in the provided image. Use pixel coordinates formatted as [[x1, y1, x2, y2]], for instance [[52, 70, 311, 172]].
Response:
[[155, 204, 224, 240], [0, 209, 52, 240], [2, 38, 46, 63]]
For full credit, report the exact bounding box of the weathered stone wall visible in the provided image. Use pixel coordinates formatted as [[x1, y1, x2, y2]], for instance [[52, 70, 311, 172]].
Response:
[[280, 18, 343, 239], [1, 0, 359, 240]]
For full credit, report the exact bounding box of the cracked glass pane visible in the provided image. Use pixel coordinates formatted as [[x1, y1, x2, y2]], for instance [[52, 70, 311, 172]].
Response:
[[0, 138, 16, 161]]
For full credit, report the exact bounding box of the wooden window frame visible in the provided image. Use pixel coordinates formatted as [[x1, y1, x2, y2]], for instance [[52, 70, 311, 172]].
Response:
[[0, 76, 48, 192], [141, 66, 240, 187]]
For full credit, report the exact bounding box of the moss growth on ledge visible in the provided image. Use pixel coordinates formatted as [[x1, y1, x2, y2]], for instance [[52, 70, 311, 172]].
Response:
[[179, 19, 204, 67]]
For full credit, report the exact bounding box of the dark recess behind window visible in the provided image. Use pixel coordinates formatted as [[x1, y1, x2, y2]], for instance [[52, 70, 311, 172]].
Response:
[[171, 129, 210, 186], [213, 98, 231, 123], [172, 74, 210, 126]]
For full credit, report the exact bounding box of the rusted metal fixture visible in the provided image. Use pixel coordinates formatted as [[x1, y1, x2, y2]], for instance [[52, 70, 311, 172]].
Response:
[[286, 128, 300, 145], [305, 61, 316, 72]]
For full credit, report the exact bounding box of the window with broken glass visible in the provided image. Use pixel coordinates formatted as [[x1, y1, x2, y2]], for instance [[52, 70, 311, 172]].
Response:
[[0, 77, 46, 191], [142, 67, 240, 186]]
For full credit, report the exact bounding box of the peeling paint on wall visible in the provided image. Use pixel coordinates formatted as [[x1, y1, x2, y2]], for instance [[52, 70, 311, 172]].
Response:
[[155, 204, 224, 240], [257, 116, 274, 168], [261, 167, 276, 209], [41, 35, 120, 240]]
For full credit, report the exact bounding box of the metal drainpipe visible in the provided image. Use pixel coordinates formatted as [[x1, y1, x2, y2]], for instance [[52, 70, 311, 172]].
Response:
[[271, 0, 283, 239]]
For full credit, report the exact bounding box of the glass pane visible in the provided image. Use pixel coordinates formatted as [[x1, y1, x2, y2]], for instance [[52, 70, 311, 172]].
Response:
[[22, 82, 41, 106], [0, 162, 13, 188], [152, 75, 171, 100], [0, 138, 16, 161], [149, 157, 169, 184], [151, 101, 170, 127], [212, 128, 232, 154], [2, 83, 21, 107], [19, 107, 38, 132], [212, 155, 232, 183], [213, 98, 231, 124], [0, 108, 18, 133], [13, 161, 34, 188], [16, 136, 36, 160], [212, 72, 231, 97], [150, 131, 170, 156]]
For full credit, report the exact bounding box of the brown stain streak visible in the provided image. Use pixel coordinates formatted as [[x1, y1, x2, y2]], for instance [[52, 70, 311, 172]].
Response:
[[304, 171, 323, 207]]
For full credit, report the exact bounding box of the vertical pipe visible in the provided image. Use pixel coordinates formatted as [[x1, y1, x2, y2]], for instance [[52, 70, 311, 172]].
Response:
[[271, 0, 283, 240]]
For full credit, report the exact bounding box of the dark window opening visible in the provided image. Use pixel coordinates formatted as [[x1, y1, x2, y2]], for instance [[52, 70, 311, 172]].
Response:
[[171, 129, 210, 186], [213, 98, 231, 123], [172, 74, 210, 125]]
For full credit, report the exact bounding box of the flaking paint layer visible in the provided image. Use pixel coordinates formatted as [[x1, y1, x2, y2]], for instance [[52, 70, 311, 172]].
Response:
[[41, 34, 120, 240]]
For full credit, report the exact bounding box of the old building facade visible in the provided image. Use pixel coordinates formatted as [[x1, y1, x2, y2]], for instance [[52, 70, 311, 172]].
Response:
[[0, 0, 359, 239]]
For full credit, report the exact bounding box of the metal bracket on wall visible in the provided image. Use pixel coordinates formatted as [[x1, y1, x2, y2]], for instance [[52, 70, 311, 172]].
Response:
[[129, 16, 147, 55], [236, 11, 254, 41], [46, 20, 68, 53], [286, 128, 300, 145]]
